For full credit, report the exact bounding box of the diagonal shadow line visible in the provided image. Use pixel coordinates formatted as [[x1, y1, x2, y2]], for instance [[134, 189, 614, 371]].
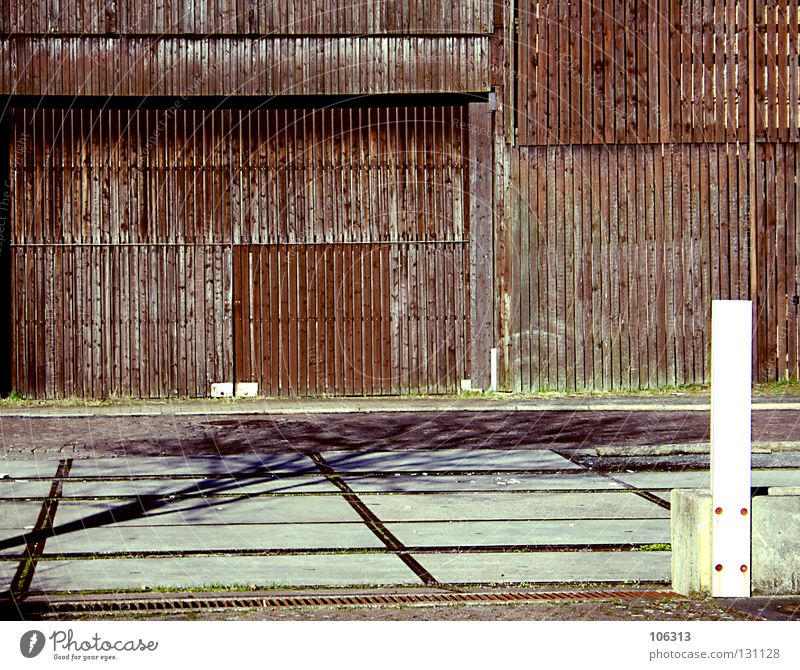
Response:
[[0, 446, 582, 555], [0, 460, 329, 555]]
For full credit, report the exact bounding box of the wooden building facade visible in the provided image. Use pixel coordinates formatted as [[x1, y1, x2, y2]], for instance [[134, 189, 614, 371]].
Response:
[[0, 1, 796, 397]]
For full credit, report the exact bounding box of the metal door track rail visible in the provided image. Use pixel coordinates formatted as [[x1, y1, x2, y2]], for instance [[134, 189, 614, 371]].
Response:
[[15, 589, 679, 614]]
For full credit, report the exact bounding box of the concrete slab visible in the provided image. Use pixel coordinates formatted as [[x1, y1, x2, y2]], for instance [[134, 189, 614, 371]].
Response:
[[69, 455, 318, 477], [0, 532, 28, 556], [0, 460, 60, 479], [324, 449, 583, 473], [29, 554, 421, 592], [384, 519, 670, 547], [671, 489, 800, 596], [752, 495, 800, 595], [342, 473, 624, 494], [361, 492, 669, 521], [412, 551, 672, 584], [752, 470, 800, 487], [51, 496, 361, 526], [61, 476, 338, 498], [0, 560, 19, 590], [0, 501, 42, 528], [0, 501, 42, 557], [42, 522, 384, 554], [0, 480, 54, 498], [615, 469, 800, 490], [670, 489, 713, 596]]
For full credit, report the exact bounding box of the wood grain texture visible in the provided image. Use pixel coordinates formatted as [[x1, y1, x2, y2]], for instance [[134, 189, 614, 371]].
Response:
[[8, 105, 472, 398], [507, 143, 751, 391], [0, 0, 494, 35], [516, 0, 750, 145], [0, 36, 491, 96]]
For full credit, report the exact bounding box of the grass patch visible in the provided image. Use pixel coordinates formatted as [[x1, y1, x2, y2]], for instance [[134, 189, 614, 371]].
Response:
[[0, 394, 264, 408], [753, 378, 800, 396], [4, 379, 800, 409], [635, 543, 672, 552], [498, 384, 710, 399]]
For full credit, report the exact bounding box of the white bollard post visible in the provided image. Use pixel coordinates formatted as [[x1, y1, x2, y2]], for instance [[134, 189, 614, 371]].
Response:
[[489, 348, 498, 393], [710, 300, 752, 598]]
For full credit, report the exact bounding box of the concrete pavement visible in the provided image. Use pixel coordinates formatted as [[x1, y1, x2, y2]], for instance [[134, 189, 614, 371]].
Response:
[[1, 447, 798, 598]]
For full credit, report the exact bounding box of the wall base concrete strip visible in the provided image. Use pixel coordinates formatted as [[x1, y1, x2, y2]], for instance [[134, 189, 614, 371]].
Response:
[[411, 551, 671, 584], [342, 473, 625, 494], [384, 519, 670, 547], [323, 449, 583, 472], [61, 477, 339, 498], [41, 523, 386, 554], [670, 489, 712, 596], [359, 492, 669, 521], [28, 554, 422, 592], [51, 496, 363, 525], [752, 495, 800, 596]]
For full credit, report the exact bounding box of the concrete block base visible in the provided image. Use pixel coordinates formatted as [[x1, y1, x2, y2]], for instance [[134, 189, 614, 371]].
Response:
[[671, 488, 800, 596], [752, 492, 800, 595], [210, 382, 233, 398], [234, 382, 258, 398], [670, 489, 712, 596]]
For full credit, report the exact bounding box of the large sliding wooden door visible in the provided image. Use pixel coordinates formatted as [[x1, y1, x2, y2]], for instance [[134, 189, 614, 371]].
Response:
[[8, 105, 472, 398]]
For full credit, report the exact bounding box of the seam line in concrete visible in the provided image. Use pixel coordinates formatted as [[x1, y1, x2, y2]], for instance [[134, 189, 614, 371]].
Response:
[[595, 474, 671, 511], [19, 543, 671, 560], [309, 452, 438, 586], [555, 451, 672, 510]]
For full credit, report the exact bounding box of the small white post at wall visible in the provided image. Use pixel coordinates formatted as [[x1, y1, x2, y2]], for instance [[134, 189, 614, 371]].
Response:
[[489, 348, 498, 392], [710, 300, 752, 598]]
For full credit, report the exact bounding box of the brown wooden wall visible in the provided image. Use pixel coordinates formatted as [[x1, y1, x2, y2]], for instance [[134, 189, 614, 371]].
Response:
[[504, 0, 800, 389], [8, 106, 472, 398], [516, 0, 800, 145], [0, 0, 493, 97], [756, 0, 800, 142], [753, 0, 800, 381], [755, 142, 800, 382], [0, 0, 493, 35], [0, 36, 490, 96], [507, 142, 750, 391], [7, 0, 800, 396], [517, 0, 749, 145]]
